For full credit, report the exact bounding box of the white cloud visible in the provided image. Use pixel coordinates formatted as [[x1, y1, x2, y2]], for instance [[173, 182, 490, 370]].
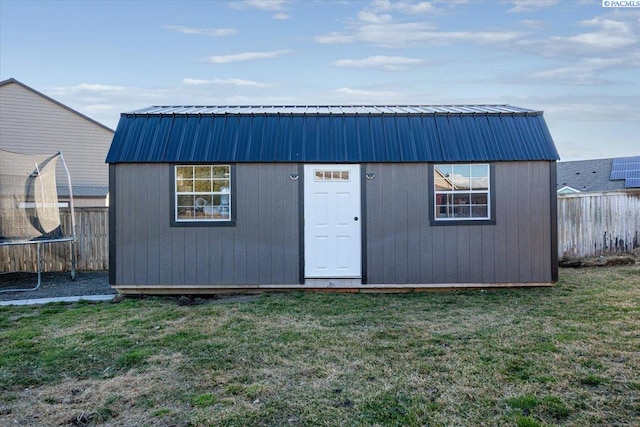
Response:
[[516, 15, 638, 56], [527, 66, 606, 85], [239, 0, 290, 11], [506, 0, 559, 13], [519, 19, 547, 29], [200, 49, 292, 63], [315, 31, 356, 44], [229, 0, 293, 19], [45, 83, 169, 129], [183, 78, 275, 88], [163, 25, 237, 36], [54, 83, 128, 92], [44, 81, 294, 129], [370, 0, 438, 15], [316, 22, 524, 47], [315, 2, 524, 48], [568, 17, 636, 50], [518, 94, 639, 123], [333, 87, 400, 99], [524, 53, 640, 85], [438, 30, 524, 44], [358, 10, 393, 24], [182, 78, 211, 85], [334, 55, 423, 71]]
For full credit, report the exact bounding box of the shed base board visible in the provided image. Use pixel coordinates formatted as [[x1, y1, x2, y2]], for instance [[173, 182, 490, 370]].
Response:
[[305, 278, 362, 286], [113, 282, 554, 295]]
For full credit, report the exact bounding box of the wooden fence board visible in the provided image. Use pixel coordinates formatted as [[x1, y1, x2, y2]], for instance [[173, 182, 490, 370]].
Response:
[[0, 207, 109, 273], [558, 190, 640, 258]]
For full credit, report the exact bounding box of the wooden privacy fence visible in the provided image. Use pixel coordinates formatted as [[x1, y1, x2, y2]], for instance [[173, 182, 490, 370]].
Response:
[[0, 207, 109, 273], [3, 192, 639, 272], [558, 190, 640, 258]]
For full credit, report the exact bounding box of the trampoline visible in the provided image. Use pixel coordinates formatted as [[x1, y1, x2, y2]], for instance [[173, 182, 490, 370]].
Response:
[[0, 149, 76, 292]]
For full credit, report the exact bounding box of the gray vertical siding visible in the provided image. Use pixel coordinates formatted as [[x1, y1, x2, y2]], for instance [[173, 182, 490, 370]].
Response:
[[364, 162, 554, 284], [112, 163, 300, 287], [113, 161, 554, 288]]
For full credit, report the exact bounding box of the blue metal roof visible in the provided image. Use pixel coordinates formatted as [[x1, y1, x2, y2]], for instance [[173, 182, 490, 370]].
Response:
[[106, 105, 559, 163], [127, 105, 537, 115]]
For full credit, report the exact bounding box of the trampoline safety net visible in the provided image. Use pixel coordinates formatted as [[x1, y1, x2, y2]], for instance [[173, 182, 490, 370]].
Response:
[[0, 150, 62, 240], [0, 149, 76, 292]]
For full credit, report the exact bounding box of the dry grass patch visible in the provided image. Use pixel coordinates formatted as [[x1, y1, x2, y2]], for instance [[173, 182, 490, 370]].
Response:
[[1, 353, 188, 426], [1, 265, 638, 426]]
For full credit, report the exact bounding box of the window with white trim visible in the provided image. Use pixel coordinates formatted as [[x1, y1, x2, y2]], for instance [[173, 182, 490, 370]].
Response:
[[175, 165, 231, 222], [434, 164, 490, 220]]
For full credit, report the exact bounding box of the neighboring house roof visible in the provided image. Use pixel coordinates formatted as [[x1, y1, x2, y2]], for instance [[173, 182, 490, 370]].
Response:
[[556, 156, 640, 192], [0, 78, 113, 133], [57, 185, 109, 198], [107, 105, 559, 163], [557, 185, 581, 194]]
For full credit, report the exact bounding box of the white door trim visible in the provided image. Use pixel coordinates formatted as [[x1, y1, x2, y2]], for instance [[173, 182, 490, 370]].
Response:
[[304, 164, 361, 278]]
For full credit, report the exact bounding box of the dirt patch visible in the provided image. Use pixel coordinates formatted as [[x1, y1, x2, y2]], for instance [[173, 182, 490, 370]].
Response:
[[0, 354, 188, 427], [173, 294, 260, 305], [559, 255, 637, 268]]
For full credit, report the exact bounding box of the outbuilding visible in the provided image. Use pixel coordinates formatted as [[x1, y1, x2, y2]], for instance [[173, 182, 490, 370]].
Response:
[[106, 105, 560, 294]]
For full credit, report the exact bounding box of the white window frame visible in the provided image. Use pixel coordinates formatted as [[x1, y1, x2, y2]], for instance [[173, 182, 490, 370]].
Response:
[[434, 163, 491, 221], [174, 165, 231, 223]]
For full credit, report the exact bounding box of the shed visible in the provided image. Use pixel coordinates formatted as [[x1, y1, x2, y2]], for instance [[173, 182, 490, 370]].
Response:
[[106, 105, 560, 293]]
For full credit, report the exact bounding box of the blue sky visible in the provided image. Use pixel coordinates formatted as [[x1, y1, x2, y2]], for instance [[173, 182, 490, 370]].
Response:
[[1, 0, 638, 160]]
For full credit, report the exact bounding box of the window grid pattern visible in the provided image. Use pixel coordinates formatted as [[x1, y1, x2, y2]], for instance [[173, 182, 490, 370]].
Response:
[[434, 164, 490, 220], [314, 170, 350, 181], [175, 165, 231, 222]]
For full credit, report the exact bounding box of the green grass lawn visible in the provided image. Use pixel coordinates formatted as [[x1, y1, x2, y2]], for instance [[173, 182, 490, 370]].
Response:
[[1, 265, 638, 426]]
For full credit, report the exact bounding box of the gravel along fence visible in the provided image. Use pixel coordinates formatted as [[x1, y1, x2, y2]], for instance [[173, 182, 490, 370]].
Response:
[[0, 271, 115, 302]]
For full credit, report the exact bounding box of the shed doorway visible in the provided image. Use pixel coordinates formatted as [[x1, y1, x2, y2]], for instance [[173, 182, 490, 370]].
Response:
[[304, 164, 361, 278]]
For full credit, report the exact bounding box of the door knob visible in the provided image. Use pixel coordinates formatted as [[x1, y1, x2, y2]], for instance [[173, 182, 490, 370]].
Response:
[[354, 216, 359, 221]]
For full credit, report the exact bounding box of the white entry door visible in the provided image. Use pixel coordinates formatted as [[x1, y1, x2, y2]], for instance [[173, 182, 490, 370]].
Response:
[[304, 164, 361, 278]]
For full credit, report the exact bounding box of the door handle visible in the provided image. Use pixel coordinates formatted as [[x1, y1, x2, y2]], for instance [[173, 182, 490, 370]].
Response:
[[354, 216, 359, 221]]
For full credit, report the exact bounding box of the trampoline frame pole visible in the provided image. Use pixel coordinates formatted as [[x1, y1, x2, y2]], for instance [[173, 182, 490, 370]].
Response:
[[59, 152, 77, 280]]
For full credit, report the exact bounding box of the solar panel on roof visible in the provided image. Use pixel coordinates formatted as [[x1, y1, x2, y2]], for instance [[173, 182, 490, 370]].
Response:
[[611, 163, 640, 172], [609, 169, 640, 180], [610, 156, 640, 181], [625, 178, 640, 188], [611, 156, 640, 166]]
